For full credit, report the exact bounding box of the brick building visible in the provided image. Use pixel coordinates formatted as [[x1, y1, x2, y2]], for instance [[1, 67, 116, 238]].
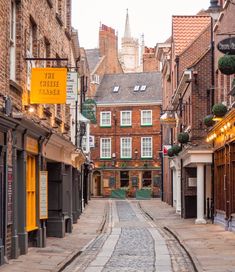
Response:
[[206, 0, 235, 230], [0, 0, 88, 265], [90, 72, 162, 198], [157, 13, 214, 221], [85, 24, 123, 99], [143, 47, 159, 72]]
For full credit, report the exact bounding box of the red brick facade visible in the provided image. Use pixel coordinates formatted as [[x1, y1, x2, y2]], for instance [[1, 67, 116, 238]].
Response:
[[90, 104, 162, 197]]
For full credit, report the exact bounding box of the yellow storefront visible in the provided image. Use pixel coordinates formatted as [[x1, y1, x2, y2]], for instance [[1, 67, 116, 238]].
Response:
[[25, 136, 38, 233]]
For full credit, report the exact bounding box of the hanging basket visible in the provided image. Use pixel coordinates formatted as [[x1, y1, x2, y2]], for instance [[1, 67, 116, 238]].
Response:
[[167, 148, 175, 157], [172, 145, 181, 155], [218, 55, 235, 75], [178, 132, 189, 144], [212, 103, 227, 117], [167, 145, 181, 157], [204, 114, 215, 127]]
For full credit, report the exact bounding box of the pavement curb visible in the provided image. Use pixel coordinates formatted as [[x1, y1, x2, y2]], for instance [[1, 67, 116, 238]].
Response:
[[163, 226, 203, 272], [138, 202, 203, 272], [54, 201, 109, 272]]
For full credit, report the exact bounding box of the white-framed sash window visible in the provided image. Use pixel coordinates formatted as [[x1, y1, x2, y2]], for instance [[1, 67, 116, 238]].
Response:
[[141, 137, 152, 158], [100, 111, 111, 127], [100, 138, 111, 159], [121, 111, 132, 126], [120, 137, 132, 159], [141, 110, 152, 126]]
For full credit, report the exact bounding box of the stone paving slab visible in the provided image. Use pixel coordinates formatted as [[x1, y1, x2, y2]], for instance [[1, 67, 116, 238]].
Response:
[[140, 199, 235, 272], [0, 199, 108, 272]]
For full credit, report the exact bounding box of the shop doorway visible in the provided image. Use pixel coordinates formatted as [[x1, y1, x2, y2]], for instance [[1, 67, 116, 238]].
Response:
[[0, 149, 5, 264], [93, 171, 101, 196], [120, 171, 129, 187], [142, 171, 152, 187]]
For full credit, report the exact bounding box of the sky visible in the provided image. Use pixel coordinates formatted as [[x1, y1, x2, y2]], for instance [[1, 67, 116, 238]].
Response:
[[72, 0, 210, 49]]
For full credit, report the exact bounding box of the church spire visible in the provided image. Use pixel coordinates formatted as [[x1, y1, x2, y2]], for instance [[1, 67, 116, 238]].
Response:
[[124, 9, 131, 38]]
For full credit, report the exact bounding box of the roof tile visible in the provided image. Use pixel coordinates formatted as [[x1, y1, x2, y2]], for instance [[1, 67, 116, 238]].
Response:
[[173, 16, 211, 55]]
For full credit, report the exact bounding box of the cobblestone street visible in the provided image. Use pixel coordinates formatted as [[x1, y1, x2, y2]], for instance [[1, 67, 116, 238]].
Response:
[[64, 200, 194, 272]]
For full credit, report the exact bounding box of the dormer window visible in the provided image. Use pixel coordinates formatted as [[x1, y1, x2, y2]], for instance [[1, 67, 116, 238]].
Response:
[[113, 86, 119, 93], [134, 85, 140, 91], [140, 85, 146, 91]]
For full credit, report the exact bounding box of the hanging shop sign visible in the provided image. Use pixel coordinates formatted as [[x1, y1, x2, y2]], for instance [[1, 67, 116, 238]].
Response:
[[82, 99, 97, 124], [66, 72, 78, 103], [30, 68, 67, 104], [217, 37, 235, 55], [160, 111, 177, 127], [39, 171, 48, 219]]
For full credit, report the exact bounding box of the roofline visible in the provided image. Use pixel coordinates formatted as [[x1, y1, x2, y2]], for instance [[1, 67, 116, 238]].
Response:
[[96, 101, 162, 106]]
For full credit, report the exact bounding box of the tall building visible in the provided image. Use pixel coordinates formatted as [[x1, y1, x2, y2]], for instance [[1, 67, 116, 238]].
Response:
[[119, 10, 142, 73]]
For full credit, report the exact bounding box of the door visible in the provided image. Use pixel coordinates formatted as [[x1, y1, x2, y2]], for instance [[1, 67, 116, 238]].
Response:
[[0, 161, 5, 255], [26, 155, 37, 232], [94, 176, 101, 196]]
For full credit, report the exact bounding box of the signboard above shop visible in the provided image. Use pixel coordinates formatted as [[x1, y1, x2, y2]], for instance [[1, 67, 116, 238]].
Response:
[[30, 68, 67, 104], [217, 37, 235, 55]]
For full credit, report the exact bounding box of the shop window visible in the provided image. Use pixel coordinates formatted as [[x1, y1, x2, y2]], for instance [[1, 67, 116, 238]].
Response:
[[120, 171, 129, 187], [142, 171, 152, 187], [26, 155, 37, 232]]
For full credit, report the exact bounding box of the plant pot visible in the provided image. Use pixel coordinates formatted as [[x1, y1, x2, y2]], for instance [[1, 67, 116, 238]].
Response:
[[218, 55, 235, 75], [204, 114, 215, 127], [177, 132, 189, 144], [212, 103, 227, 117]]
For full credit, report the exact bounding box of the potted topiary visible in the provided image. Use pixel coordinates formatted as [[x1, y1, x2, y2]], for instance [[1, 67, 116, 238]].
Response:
[[167, 145, 181, 157], [172, 145, 181, 155], [212, 103, 227, 117], [204, 114, 215, 127], [178, 132, 189, 144], [167, 148, 175, 157], [218, 55, 235, 75]]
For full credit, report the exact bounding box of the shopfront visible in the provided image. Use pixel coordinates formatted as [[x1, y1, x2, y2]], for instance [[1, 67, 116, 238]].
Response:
[[207, 109, 235, 230]]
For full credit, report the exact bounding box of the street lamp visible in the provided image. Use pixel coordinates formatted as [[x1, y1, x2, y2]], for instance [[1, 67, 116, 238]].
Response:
[[134, 149, 138, 159], [112, 153, 116, 167]]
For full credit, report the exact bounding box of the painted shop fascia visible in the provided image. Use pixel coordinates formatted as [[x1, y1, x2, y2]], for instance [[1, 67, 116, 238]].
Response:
[[0, 113, 85, 263]]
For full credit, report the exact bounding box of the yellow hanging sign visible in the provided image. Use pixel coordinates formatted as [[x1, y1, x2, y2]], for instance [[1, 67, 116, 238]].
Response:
[[30, 68, 67, 104]]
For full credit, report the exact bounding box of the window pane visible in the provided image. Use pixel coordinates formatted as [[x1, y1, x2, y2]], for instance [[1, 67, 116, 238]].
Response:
[[121, 138, 131, 158], [101, 112, 111, 126], [142, 110, 152, 125], [121, 111, 131, 126], [101, 138, 111, 158], [142, 137, 152, 157]]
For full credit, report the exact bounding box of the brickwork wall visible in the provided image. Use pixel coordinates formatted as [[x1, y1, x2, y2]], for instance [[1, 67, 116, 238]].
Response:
[[143, 47, 159, 72], [0, 0, 10, 108], [90, 104, 162, 194], [178, 25, 211, 78], [4, 0, 74, 136], [99, 24, 123, 74], [214, 2, 235, 104]]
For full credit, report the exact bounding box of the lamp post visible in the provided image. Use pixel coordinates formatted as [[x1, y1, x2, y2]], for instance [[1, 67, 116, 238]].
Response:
[[134, 149, 138, 160]]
